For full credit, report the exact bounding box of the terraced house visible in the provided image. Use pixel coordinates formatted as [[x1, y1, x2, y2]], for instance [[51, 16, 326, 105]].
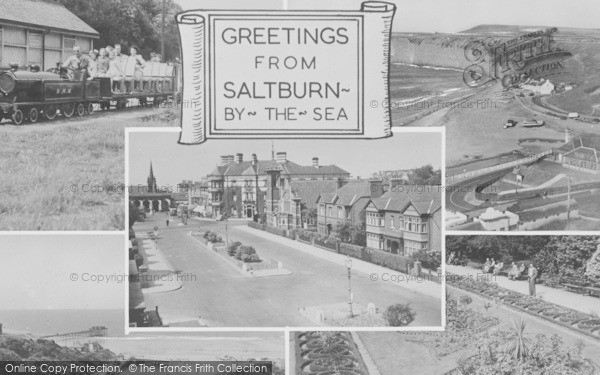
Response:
[[207, 151, 349, 219], [316, 179, 385, 235], [365, 187, 441, 255], [265, 167, 342, 229]]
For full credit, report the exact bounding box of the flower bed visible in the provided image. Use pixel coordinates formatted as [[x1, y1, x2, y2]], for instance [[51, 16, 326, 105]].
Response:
[[448, 272, 600, 340], [191, 231, 280, 272], [295, 332, 368, 375]]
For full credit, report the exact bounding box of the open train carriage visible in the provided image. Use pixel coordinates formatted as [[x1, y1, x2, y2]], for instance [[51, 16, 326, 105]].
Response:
[[99, 59, 179, 110]]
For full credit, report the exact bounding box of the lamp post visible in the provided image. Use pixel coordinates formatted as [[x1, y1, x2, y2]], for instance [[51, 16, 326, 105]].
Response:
[[225, 217, 229, 245], [345, 255, 353, 318]]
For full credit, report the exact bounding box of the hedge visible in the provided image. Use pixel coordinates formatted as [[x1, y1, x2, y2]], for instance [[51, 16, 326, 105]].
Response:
[[339, 242, 364, 259], [247, 222, 416, 274], [314, 237, 338, 251], [369, 249, 413, 274]]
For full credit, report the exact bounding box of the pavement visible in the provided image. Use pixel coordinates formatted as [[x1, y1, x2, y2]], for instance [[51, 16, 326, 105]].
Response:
[[236, 226, 443, 300], [135, 231, 182, 294], [447, 264, 600, 315], [135, 216, 443, 327]]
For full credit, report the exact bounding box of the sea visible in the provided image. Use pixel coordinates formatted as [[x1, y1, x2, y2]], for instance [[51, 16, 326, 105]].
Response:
[[0, 309, 125, 337], [389, 63, 475, 123]]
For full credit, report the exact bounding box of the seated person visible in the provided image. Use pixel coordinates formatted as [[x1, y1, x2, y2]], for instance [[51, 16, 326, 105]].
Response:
[[96, 48, 110, 77], [87, 50, 98, 80], [108, 50, 123, 92], [63, 46, 90, 80], [483, 258, 491, 273], [128, 46, 145, 92], [493, 261, 504, 276]]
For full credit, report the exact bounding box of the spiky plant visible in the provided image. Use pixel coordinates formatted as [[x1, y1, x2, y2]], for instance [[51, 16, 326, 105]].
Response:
[[509, 319, 530, 360]]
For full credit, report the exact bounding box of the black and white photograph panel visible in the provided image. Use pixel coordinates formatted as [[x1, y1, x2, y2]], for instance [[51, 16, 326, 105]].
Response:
[[0, 234, 284, 373], [0, 234, 125, 352], [0, 0, 190, 231], [127, 129, 444, 328], [301, 0, 600, 231], [288, 237, 600, 374]]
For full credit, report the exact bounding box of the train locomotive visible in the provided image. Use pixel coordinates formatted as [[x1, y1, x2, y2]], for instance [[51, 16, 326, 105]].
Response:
[[0, 60, 179, 125]]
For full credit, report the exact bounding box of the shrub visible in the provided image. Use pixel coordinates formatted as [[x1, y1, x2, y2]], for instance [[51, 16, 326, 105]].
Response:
[[585, 245, 600, 285], [206, 231, 222, 243], [459, 294, 473, 306], [410, 249, 442, 270], [235, 245, 257, 260], [227, 241, 242, 256], [370, 249, 412, 273], [339, 243, 364, 259], [383, 303, 415, 326], [242, 253, 261, 263]]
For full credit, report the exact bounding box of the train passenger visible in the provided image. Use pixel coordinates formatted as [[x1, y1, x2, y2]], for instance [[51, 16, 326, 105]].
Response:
[[150, 52, 161, 62], [114, 44, 122, 59], [63, 46, 90, 80], [108, 50, 123, 93], [96, 48, 110, 77], [129, 46, 146, 92], [87, 50, 99, 80]]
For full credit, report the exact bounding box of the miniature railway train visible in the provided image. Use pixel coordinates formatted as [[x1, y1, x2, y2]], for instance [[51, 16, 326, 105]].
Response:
[[0, 61, 180, 125]]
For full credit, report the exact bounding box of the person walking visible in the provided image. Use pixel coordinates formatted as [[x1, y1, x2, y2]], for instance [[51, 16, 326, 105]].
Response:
[[528, 263, 538, 296], [166, 219, 170, 227]]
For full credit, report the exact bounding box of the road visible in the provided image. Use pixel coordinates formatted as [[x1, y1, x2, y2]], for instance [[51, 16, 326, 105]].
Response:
[[136, 216, 442, 327], [445, 170, 512, 213]]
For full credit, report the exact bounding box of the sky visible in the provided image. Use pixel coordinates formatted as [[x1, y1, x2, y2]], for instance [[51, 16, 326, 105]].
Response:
[[0, 235, 124, 310], [128, 130, 442, 188], [175, 0, 600, 33]]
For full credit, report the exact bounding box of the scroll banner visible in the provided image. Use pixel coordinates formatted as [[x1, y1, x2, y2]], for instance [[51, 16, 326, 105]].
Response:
[[176, 2, 396, 144]]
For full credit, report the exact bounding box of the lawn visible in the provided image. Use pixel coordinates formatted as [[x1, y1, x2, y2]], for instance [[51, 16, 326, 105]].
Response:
[[0, 107, 178, 230]]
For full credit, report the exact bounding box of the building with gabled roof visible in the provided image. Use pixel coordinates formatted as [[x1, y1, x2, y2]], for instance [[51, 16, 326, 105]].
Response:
[[555, 134, 600, 174], [316, 179, 385, 235], [365, 186, 441, 255], [207, 151, 350, 219], [265, 173, 343, 229], [0, 0, 99, 69]]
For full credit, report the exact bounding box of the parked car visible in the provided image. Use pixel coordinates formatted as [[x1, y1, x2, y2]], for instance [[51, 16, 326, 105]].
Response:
[[504, 119, 517, 128]]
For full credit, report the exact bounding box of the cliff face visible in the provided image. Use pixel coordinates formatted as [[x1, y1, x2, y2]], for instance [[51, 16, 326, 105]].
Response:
[[390, 27, 600, 72], [390, 35, 473, 69]]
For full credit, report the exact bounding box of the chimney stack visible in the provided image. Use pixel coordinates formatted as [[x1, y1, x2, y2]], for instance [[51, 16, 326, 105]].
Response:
[[312, 157, 319, 168], [251, 153, 258, 166], [565, 128, 572, 143], [276, 152, 287, 163], [390, 177, 402, 188], [236, 153, 243, 163], [227, 155, 235, 164], [220, 155, 229, 166], [369, 178, 384, 198]]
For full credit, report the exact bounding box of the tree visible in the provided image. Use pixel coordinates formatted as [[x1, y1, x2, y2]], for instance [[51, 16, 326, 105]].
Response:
[[129, 202, 141, 228], [407, 164, 442, 185], [585, 243, 600, 285], [49, 0, 183, 61]]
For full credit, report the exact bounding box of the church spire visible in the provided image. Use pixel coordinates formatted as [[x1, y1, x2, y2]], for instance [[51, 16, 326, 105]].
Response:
[[147, 162, 157, 193]]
